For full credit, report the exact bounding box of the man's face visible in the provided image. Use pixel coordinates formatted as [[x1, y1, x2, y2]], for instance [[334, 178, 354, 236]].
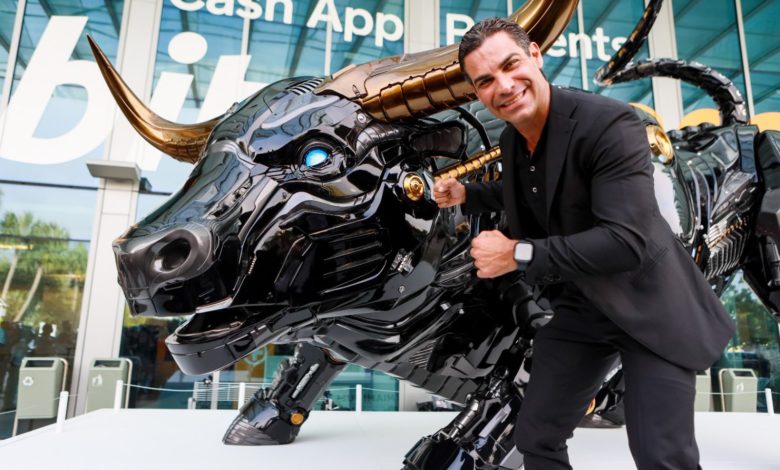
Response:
[[463, 32, 547, 129]]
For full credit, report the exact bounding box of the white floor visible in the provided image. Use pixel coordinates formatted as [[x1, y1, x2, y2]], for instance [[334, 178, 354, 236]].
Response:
[[0, 409, 778, 469]]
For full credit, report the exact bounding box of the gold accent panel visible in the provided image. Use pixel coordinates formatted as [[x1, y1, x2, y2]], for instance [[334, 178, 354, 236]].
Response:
[[315, 0, 579, 121], [645, 125, 674, 165], [87, 36, 222, 164], [434, 146, 502, 182], [585, 398, 596, 416], [403, 174, 425, 202], [750, 112, 780, 132], [679, 108, 720, 128], [290, 412, 306, 426]]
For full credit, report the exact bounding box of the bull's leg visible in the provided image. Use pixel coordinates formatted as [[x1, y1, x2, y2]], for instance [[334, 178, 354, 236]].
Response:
[[222, 343, 346, 445], [403, 370, 525, 470]]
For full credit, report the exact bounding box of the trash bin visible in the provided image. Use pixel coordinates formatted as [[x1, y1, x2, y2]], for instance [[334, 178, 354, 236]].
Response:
[[16, 357, 68, 420], [85, 358, 133, 412], [720, 368, 758, 412], [694, 369, 711, 412]]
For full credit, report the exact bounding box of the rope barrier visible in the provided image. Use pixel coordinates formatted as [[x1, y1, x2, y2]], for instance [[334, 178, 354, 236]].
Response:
[[0, 385, 776, 418]]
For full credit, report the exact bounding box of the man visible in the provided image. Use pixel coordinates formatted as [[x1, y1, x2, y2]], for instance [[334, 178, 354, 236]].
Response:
[[434, 18, 735, 469]]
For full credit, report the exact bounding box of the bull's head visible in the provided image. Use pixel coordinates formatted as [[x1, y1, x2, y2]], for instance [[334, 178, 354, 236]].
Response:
[[95, 0, 578, 374]]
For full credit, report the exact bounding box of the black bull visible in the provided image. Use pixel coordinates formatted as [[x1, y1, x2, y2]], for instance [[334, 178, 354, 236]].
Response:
[[99, 0, 780, 467]]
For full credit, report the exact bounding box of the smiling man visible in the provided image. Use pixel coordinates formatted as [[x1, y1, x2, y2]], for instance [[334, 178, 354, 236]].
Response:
[[433, 17, 734, 469]]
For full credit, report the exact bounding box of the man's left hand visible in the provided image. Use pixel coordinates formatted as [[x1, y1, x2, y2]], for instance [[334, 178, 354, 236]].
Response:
[[470, 230, 518, 278]]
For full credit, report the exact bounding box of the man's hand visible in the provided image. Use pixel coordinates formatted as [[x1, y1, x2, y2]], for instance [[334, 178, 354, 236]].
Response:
[[470, 230, 518, 278], [433, 177, 466, 208]]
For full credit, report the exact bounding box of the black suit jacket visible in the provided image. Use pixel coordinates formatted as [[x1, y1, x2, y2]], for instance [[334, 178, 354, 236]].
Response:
[[464, 86, 734, 371]]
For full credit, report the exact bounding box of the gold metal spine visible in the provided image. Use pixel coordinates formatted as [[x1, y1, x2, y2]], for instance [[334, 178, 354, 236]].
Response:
[[434, 146, 502, 182]]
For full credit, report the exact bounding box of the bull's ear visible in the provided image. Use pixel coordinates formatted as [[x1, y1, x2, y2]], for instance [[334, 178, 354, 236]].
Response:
[[408, 122, 466, 158]]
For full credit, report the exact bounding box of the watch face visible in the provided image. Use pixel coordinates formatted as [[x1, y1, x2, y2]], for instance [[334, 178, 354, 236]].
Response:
[[514, 242, 533, 262]]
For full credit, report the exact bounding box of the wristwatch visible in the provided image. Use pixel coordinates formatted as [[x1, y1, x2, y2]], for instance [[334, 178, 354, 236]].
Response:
[[513, 241, 534, 271]]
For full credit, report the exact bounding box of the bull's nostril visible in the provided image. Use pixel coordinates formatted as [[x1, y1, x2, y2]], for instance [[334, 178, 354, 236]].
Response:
[[156, 239, 191, 272]]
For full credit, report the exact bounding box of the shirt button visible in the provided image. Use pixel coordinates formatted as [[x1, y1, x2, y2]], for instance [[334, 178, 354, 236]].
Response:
[[532, 187, 538, 193], [530, 166, 535, 172]]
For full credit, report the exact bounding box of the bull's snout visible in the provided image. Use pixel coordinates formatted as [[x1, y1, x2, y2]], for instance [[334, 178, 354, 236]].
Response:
[[113, 223, 236, 316], [152, 238, 191, 272]]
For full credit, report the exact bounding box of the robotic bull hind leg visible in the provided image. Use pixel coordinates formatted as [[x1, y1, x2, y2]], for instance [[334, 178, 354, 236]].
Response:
[[223, 343, 346, 445], [403, 368, 526, 470]]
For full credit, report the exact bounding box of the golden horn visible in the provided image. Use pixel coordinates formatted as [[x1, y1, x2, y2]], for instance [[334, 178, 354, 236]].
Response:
[[87, 35, 221, 164], [315, 0, 578, 121]]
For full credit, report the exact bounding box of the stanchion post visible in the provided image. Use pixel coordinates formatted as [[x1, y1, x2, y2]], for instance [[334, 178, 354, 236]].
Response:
[[356, 384, 363, 413], [114, 380, 124, 410], [56, 391, 69, 433], [238, 382, 246, 409], [766, 388, 775, 415]]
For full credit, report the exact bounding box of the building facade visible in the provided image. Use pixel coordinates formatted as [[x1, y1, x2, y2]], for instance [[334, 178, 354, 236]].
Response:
[[0, 0, 778, 438]]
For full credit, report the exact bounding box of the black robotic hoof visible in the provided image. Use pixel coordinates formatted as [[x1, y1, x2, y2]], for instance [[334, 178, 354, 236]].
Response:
[[403, 435, 477, 470], [222, 396, 304, 446]]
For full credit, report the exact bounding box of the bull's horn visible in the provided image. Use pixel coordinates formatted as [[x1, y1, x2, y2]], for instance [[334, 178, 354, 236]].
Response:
[[315, 0, 578, 121], [87, 36, 221, 164]]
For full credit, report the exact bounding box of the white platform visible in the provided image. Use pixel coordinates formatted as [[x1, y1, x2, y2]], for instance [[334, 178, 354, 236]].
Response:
[[0, 409, 778, 469]]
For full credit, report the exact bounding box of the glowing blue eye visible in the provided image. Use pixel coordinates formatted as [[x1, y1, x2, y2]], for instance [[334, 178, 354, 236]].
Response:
[[304, 148, 330, 167]]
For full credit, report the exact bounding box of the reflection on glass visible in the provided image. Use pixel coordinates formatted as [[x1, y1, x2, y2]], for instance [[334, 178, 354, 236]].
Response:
[[247, 0, 323, 85], [2, 0, 124, 187], [119, 311, 206, 409], [0, 183, 97, 241], [145, 3, 244, 195], [0, 192, 88, 436], [717, 271, 780, 413], [330, 0, 404, 73], [438, 1, 581, 90], [742, 0, 780, 114], [583, 0, 653, 106], [674, 0, 745, 115], [0, 1, 19, 104], [542, 8, 580, 90], [439, 0, 509, 47]]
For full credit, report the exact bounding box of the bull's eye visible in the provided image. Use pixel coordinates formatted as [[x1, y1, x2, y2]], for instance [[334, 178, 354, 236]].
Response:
[[304, 148, 331, 167]]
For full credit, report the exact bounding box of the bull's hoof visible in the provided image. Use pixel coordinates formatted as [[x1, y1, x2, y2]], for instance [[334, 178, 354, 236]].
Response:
[[222, 396, 306, 446], [403, 434, 477, 470]]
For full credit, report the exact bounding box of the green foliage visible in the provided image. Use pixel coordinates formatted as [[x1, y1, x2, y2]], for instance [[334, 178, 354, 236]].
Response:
[[0, 210, 88, 326]]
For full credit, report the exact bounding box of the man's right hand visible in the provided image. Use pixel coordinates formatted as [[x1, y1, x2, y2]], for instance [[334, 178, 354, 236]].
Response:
[[434, 177, 466, 208]]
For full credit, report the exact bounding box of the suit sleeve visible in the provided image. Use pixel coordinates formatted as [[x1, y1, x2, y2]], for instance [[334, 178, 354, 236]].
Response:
[[462, 181, 504, 214], [524, 106, 655, 284], [460, 124, 513, 215]]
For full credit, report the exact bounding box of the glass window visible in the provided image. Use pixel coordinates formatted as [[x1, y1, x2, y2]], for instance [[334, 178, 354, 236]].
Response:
[[674, 0, 746, 116], [439, 0, 510, 47], [583, 0, 653, 106], [247, 0, 324, 84], [142, 2, 245, 195], [0, 0, 124, 186], [119, 312, 206, 409], [542, 6, 580, 90], [0, 184, 91, 437], [716, 272, 780, 413], [0, 1, 19, 104], [742, 0, 780, 115], [438, 1, 582, 90], [329, 0, 404, 75]]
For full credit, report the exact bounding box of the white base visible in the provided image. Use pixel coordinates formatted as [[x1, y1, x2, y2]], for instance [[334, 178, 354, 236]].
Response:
[[1, 410, 778, 469]]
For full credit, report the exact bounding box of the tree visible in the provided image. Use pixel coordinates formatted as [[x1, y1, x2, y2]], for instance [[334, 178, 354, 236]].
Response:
[[0, 212, 73, 322]]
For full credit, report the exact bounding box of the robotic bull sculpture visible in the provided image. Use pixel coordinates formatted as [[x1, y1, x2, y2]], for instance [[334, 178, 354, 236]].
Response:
[[91, 0, 780, 467]]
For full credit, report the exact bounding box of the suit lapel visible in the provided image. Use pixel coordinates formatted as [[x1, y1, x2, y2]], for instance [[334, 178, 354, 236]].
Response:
[[544, 87, 578, 225]]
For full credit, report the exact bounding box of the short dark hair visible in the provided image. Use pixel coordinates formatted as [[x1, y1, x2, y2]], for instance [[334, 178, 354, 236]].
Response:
[[458, 17, 532, 81]]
